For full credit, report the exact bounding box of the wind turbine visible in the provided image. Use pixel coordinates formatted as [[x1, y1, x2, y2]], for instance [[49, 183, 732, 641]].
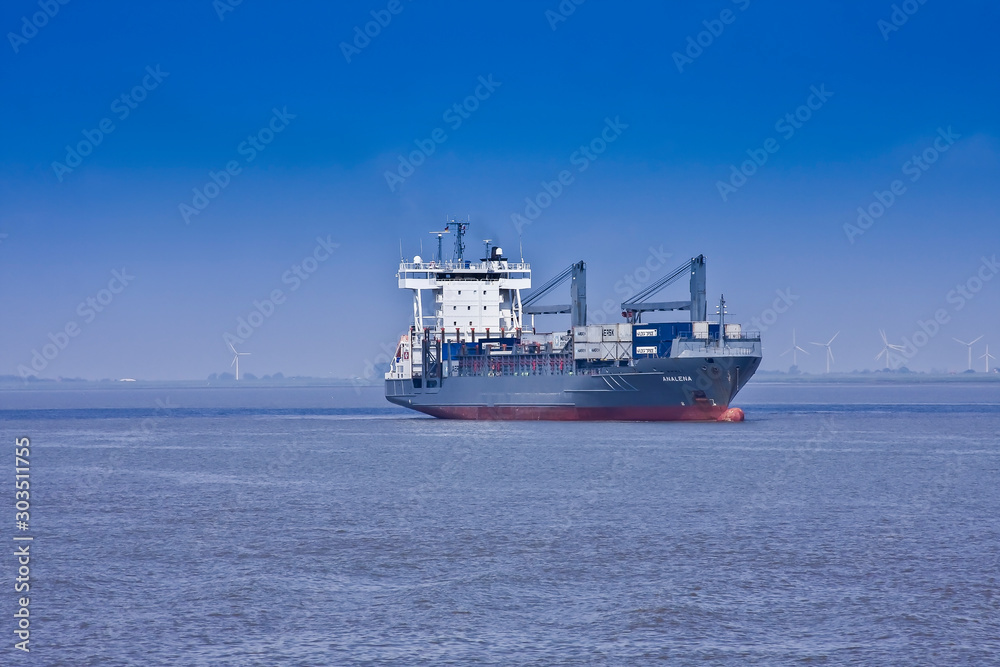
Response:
[[228, 342, 251, 380], [981, 344, 996, 373], [875, 329, 905, 370], [953, 336, 983, 371], [781, 329, 810, 368], [810, 331, 840, 373]]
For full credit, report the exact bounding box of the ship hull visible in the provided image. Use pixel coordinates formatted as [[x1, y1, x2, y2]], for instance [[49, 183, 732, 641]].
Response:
[[385, 355, 759, 422], [412, 404, 728, 421]]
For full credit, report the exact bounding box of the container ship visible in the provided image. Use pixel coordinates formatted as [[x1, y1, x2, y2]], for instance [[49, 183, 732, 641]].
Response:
[[384, 221, 761, 421]]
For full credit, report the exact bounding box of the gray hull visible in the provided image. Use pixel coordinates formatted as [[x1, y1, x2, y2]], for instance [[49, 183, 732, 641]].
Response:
[[385, 356, 760, 421]]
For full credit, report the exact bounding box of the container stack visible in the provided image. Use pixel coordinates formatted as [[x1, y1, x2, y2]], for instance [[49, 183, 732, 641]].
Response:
[[572, 324, 632, 361]]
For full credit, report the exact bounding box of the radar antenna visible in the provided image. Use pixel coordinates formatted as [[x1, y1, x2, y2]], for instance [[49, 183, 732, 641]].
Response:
[[428, 229, 450, 263]]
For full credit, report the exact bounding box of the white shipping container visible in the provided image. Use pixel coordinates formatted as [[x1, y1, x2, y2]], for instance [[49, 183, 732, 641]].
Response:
[[587, 325, 603, 342], [612, 342, 631, 360], [573, 326, 588, 341], [599, 342, 619, 360], [601, 325, 618, 341], [724, 323, 742, 338], [693, 321, 709, 339], [617, 323, 632, 341]]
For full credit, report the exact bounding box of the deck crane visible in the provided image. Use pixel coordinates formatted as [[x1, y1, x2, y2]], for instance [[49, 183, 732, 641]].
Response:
[[621, 255, 707, 324], [521, 261, 587, 328]]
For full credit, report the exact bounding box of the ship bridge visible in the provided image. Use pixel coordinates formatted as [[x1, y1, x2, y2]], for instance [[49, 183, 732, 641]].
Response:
[[398, 221, 531, 341]]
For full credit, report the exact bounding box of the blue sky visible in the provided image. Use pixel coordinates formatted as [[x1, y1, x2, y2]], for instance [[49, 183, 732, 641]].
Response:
[[2, 0, 998, 379]]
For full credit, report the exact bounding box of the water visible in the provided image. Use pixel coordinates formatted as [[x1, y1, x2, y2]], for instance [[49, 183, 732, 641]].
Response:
[[3, 383, 999, 665]]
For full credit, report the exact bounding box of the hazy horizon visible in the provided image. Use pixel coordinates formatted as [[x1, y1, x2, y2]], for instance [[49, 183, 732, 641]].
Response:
[[3, 1, 998, 381]]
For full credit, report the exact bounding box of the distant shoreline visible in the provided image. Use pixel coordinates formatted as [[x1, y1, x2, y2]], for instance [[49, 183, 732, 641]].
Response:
[[2, 373, 998, 390], [751, 373, 1000, 384], [0, 378, 377, 390]]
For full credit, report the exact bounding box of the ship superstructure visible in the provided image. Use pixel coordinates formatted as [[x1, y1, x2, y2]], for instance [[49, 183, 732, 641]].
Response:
[[385, 222, 762, 421]]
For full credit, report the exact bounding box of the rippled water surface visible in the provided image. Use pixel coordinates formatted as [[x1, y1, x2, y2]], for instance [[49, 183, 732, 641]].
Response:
[[3, 383, 999, 665]]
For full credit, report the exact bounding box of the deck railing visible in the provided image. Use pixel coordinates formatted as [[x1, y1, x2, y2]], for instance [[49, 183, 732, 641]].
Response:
[[674, 331, 762, 342], [399, 260, 530, 272]]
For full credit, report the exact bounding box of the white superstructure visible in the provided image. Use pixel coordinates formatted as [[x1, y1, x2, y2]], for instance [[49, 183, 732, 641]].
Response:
[[396, 221, 531, 343]]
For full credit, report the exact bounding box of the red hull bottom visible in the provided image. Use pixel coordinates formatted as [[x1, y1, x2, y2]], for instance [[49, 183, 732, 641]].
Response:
[[415, 404, 736, 422]]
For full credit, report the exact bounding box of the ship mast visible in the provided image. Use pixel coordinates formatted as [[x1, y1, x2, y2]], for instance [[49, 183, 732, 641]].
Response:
[[429, 229, 450, 263], [446, 216, 469, 261], [717, 294, 727, 341]]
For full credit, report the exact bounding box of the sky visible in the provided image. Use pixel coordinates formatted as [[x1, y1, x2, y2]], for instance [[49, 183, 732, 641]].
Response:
[[1, 0, 998, 380]]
